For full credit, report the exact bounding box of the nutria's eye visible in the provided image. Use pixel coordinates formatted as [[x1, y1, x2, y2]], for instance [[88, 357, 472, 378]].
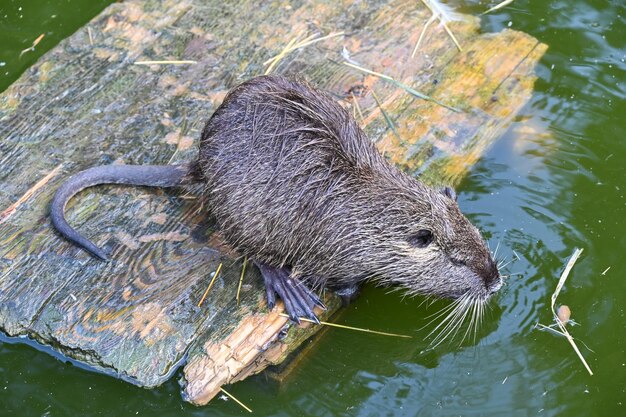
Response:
[[451, 258, 467, 267], [408, 229, 433, 248]]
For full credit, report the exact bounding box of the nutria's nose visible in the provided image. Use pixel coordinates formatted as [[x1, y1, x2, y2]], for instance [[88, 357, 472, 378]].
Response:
[[487, 274, 503, 294], [482, 259, 501, 294]]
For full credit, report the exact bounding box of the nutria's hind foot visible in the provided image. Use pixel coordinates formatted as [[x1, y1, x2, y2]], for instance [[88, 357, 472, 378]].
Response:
[[335, 285, 360, 306], [255, 262, 325, 324]]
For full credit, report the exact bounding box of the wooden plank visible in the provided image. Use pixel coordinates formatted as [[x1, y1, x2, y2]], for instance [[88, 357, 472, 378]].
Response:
[[0, 0, 546, 406]]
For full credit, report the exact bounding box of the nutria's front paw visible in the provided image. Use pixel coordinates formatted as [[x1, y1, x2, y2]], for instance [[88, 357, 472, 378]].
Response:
[[255, 262, 325, 323]]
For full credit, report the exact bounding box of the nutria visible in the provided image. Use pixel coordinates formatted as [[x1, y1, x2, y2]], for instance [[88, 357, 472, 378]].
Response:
[[51, 75, 501, 325]]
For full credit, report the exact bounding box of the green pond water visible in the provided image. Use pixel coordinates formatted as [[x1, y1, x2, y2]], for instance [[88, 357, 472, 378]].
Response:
[[1, 0, 624, 416]]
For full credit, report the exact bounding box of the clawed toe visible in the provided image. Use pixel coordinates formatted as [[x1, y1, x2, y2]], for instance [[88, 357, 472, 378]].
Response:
[[256, 262, 322, 323]]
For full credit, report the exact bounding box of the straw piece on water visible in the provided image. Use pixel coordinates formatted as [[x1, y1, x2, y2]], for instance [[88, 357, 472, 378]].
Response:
[[264, 31, 344, 74], [197, 262, 223, 307], [534, 322, 567, 337], [236, 257, 248, 306], [19, 33, 45, 58], [343, 62, 460, 112], [371, 90, 401, 140], [550, 249, 582, 310], [134, 60, 197, 65], [219, 387, 252, 413], [538, 248, 593, 375], [482, 0, 515, 15], [279, 313, 412, 338]]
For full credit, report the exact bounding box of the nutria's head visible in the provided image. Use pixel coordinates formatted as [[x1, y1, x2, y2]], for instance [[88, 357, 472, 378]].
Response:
[[326, 172, 502, 305], [377, 184, 501, 301], [341, 177, 502, 345]]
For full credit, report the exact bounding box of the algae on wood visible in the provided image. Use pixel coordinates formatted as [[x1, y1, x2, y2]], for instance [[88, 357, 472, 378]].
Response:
[[0, 0, 546, 406]]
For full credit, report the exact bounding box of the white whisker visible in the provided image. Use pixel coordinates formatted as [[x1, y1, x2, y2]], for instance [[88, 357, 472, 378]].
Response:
[[473, 298, 484, 343], [449, 297, 474, 345], [417, 294, 435, 308], [498, 257, 517, 270], [461, 299, 478, 344], [429, 295, 472, 347], [426, 299, 465, 341], [425, 292, 490, 349], [424, 296, 462, 319], [493, 240, 501, 259], [419, 297, 464, 331]]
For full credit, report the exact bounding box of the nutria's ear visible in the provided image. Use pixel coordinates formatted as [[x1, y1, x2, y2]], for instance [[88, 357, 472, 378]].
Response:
[[440, 186, 457, 201]]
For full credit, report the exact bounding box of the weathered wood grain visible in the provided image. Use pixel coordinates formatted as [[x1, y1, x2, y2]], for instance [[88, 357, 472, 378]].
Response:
[[0, 0, 546, 406]]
